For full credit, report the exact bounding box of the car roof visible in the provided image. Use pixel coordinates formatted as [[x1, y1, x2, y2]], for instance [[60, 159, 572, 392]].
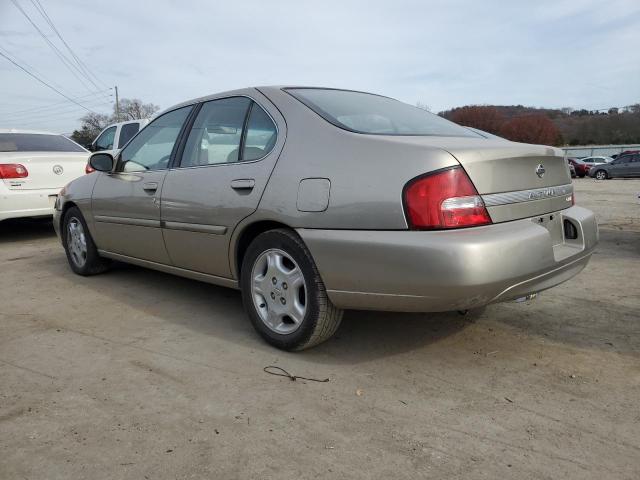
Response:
[[0, 128, 62, 135], [158, 86, 388, 116], [102, 119, 149, 129]]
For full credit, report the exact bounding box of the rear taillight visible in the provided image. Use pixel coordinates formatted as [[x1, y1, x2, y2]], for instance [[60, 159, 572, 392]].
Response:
[[0, 164, 29, 179], [85, 163, 95, 174], [403, 166, 492, 230]]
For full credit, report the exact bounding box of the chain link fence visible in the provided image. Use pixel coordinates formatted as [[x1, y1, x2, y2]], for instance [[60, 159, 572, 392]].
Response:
[[562, 145, 640, 158]]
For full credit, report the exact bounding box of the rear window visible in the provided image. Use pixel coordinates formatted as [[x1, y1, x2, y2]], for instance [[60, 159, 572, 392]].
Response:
[[0, 133, 86, 152], [286, 88, 480, 137]]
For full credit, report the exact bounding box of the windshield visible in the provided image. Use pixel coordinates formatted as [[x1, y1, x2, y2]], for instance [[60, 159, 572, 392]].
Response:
[[286, 88, 480, 137], [0, 133, 86, 152]]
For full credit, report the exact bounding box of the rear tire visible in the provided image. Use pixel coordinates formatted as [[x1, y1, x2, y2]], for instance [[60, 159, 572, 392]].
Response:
[[62, 206, 110, 276], [594, 169, 607, 180], [240, 229, 343, 351]]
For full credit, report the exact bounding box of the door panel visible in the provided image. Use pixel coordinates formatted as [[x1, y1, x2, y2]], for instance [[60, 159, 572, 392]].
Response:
[[610, 156, 631, 177], [631, 155, 640, 176], [161, 96, 283, 278], [90, 106, 193, 263], [92, 170, 168, 262]]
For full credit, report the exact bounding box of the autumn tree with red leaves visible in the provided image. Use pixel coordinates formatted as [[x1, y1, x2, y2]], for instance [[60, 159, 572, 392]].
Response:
[[498, 115, 561, 145], [445, 106, 506, 135]]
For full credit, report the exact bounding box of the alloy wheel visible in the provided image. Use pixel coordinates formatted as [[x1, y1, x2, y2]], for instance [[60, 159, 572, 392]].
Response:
[[250, 248, 307, 334], [67, 217, 88, 268]]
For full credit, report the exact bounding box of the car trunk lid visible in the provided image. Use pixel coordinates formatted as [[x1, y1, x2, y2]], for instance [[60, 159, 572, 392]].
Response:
[[438, 139, 573, 223], [386, 135, 573, 223], [0, 152, 89, 190]]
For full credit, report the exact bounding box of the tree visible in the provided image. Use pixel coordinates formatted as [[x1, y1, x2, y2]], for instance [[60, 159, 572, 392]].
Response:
[[443, 106, 505, 134], [116, 98, 159, 122], [70, 98, 159, 145], [499, 115, 561, 146], [70, 112, 110, 146]]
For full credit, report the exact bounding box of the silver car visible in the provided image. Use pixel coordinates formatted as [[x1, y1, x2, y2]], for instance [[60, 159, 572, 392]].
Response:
[[54, 87, 598, 350]]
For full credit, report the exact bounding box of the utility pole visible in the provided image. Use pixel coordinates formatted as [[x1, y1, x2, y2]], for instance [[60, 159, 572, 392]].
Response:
[[114, 86, 120, 121]]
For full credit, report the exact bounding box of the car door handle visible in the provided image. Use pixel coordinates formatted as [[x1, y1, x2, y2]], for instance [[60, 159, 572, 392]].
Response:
[[230, 179, 255, 190], [143, 182, 158, 192]]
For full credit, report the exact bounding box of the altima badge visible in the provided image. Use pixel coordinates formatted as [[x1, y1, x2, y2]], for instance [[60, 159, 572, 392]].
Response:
[[535, 164, 545, 178], [53, 165, 64, 175]]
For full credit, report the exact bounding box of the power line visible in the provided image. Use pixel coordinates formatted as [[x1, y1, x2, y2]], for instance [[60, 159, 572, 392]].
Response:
[[0, 89, 112, 116], [8, 105, 114, 127], [10, 0, 103, 95], [7, 99, 113, 121], [0, 49, 97, 113], [29, 0, 109, 90], [0, 37, 70, 94]]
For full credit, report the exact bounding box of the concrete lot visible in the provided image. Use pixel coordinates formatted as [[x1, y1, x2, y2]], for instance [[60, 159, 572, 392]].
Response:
[[1, 179, 639, 479]]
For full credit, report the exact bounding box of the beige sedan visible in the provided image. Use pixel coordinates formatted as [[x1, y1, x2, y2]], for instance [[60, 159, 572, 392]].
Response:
[[54, 87, 598, 350]]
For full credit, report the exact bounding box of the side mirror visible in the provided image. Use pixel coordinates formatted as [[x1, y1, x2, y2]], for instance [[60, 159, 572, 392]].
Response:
[[89, 152, 114, 172]]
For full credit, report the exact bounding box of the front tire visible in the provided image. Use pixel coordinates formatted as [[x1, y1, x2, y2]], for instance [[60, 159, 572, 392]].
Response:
[[62, 206, 110, 276], [594, 169, 608, 180], [240, 229, 343, 351]]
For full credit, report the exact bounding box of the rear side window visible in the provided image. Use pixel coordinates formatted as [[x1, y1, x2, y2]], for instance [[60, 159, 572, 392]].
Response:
[[181, 97, 252, 167], [242, 103, 277, 161], [117, 123, 140, 148], [286, 88, 480, 137], [95, 126, 116, 151], [0, 133, 86, 152]]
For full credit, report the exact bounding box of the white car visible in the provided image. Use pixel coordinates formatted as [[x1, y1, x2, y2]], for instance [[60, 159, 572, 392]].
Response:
[[90, 119, 149, 155], [0, 129, 89, 221]]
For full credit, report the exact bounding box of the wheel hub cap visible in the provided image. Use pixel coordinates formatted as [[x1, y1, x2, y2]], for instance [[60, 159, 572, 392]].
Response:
[[250, 249, 307, 334], [67, 217, 87, 268]]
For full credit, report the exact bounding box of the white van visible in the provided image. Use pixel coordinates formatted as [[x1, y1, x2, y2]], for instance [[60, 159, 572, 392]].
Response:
[[90, 119, 150, 155]]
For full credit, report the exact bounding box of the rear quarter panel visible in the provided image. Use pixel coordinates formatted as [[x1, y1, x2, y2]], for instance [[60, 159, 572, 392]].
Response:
[[254, 87, 459, 230]]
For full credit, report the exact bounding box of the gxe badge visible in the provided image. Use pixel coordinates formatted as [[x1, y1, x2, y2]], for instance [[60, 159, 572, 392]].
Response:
[[535, 164, 545, 178]]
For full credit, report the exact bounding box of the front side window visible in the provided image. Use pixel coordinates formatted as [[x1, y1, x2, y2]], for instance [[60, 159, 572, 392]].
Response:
[[181, 97, 251, 167], [118, 106, 192, 172], [117, 122, 140, 148], [95, 126, 116, 151], [0, 133, 85, 152], [614, 156, 631, 165], [286, 88, 481, 137]]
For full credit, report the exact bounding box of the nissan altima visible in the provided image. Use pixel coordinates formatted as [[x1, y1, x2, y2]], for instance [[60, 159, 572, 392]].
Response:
[[53, 87, 598, 350]]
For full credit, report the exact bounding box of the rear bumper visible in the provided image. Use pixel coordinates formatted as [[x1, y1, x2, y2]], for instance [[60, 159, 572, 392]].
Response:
[[0, 186, 60, 221], [298, 206, 598, 312]]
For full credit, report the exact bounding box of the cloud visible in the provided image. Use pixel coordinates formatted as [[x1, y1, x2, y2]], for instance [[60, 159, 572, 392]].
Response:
[[1, 0, 639, 132]]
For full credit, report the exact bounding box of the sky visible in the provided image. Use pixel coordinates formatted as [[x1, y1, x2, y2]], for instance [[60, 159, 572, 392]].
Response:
[[1, 0, 639, 134]]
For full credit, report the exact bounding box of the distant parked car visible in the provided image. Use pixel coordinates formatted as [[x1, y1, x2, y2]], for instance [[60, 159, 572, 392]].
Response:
[[0, 129, 89, 221], [581, 156, 613, 166], [620, 150, 639, 156], [567, 158, 590, 177], [53, 86, 597, 350], [589, 153, 640, 179], [90, 119, 149, 155]]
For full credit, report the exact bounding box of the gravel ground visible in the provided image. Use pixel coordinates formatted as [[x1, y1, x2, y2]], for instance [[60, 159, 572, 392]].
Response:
[[1, 178, 639, 479]]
